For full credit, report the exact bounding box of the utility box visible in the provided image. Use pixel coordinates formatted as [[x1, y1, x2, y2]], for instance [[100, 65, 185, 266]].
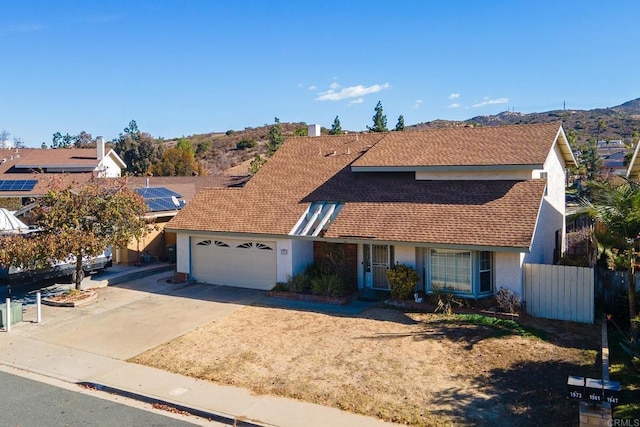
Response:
[[167, 244, 176, 263], [0, 302, 23, 327]]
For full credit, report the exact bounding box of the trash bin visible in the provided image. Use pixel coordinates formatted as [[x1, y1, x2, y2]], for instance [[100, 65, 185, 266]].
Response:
[[0, 302, 23, 327], [167, 244, 176, 263]]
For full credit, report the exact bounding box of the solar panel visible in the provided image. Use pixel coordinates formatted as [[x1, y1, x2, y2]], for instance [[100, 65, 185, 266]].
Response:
[[135, 187, 181, 199], [135, 187, 183, 212], [146, 198, 181, 212], [0, 180, 37, 191]]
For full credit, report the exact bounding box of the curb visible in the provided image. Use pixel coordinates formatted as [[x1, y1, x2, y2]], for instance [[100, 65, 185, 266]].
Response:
[[77, 382, 271, 427], [85, 264, 175, 288]]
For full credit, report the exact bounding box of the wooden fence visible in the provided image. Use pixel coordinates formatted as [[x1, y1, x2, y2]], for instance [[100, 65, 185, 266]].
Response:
[[523, 263, 594, 323]]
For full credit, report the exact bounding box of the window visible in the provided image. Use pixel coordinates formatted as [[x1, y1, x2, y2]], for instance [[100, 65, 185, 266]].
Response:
[[430, 249, 471, 293], [479, 251, 492, 293], [196, 240, 212, 246], [255, 243, 273, 250], [214, 240, 230, 247], [236, 242, 253, 249]]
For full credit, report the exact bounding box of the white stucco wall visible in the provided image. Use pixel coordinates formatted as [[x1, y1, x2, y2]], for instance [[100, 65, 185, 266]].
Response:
[[394, 245, 416, 267], [291, 239, 313, 275], [527, 142, 567, 264], [494, 251, 524, 298], [98, 153, 123, 177], [176, 232, 190, 275], [415, 169, 533, 180]]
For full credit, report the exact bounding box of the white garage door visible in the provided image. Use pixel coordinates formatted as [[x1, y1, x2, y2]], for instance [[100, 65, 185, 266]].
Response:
[[191, 237, 277, 290]]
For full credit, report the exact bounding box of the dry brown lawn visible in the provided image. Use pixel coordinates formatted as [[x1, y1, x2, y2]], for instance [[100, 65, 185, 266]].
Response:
[[130, 306, 598, 426]]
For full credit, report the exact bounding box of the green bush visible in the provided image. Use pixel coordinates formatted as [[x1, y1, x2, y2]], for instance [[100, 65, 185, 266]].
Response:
[[286, 272, 311, 293], [311, 273, 344, 298], [386, 264, 419, 300], [236, 138, 256, 150]]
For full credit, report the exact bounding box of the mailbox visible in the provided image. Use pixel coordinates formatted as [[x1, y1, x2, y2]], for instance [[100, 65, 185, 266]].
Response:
[[603, 380, 621, 406], [567, 376, 585, 400], [585, 378, 603, 403]]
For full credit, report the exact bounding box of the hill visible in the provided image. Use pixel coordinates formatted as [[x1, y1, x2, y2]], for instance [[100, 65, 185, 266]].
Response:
[[411, 98, 640, 146], [171, 99, 640, 176]]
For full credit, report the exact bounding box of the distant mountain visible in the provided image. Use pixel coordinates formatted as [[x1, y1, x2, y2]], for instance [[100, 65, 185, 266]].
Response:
[[411, 98, 640, 146]]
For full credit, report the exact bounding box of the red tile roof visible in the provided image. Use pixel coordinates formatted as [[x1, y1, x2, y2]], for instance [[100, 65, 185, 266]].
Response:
[[168, 125, 554, 249]]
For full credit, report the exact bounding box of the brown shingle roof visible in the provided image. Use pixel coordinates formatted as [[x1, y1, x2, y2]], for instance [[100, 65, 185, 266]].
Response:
[[352, 122, 562, 168], [168, 126, 550, 249]]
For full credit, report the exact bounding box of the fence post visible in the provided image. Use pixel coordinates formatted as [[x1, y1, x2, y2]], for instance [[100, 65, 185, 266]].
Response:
[[5, 297, 10, 332], [36, 292, 41, 323]]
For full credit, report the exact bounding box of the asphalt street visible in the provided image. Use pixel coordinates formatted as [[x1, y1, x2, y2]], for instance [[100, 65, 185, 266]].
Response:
[[0, 369, 209, 427]]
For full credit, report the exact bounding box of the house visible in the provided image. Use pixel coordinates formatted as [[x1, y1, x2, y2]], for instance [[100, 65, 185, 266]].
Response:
[[166, 123, 576, 299], [0, 137, 125, 207]]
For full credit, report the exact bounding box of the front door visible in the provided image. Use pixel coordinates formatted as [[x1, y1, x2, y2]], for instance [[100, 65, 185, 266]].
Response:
[[364, 244, 390, 289]]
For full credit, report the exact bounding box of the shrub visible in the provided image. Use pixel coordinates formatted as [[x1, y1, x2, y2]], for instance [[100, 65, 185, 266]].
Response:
[[386, 264, 419, 300], [433, 292, 463, 314], [286, 272, 311, 293], [311, 273, 344, 298], [236, 138, 257, 150], [495, 288, 521, 314]]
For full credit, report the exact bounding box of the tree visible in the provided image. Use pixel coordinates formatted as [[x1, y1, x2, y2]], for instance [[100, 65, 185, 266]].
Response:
[[73, 131, 93, 148], [0, 130, 10, 148], [249, 153, 266, 174], [33, 178, 151, 289], [13, 137, 26, 148], [113, 120, 163, 175], [176, 137, 195, 156], [395, 115, 405, 131], [148, 147, 206, 176], [266, 117, 285, 156], [577, 139, 603, 183], [367, 101, 388, 132], [293, 126, 308, 137], [0, 232, 58, 294], [584, 178, 640, 330], [329, 116, 342, 135]]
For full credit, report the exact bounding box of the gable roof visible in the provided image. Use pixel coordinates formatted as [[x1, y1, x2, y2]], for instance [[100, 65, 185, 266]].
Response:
[[168, 125, 554, 250], [351, 122, 575, 171]]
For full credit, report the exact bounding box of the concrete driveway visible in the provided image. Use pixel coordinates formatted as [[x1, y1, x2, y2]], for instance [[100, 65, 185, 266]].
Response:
[[12, 271, 266, 360]]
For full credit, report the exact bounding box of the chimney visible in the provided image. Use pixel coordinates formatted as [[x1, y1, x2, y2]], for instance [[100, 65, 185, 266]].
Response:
[[96, 136, 105, 160], [308, 124, 321, 137]]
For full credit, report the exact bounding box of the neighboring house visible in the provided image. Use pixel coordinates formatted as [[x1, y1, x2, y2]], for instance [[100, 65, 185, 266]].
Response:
[[597, 140, 630, 176], [0, 137, 125, 207], [167, 123, 576, 300], [116, 175, 249, 264], [0, 138, 249, 264]]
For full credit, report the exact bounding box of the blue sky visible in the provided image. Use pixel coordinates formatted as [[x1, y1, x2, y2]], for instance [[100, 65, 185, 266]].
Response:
[[1, 1, 638, 147]]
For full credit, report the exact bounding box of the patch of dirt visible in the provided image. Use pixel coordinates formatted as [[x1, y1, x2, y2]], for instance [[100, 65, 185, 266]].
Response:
[[130, 307, 599, 426]]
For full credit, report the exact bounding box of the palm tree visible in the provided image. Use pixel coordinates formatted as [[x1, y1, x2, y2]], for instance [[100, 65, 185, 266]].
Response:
[[584, 178, 640, 329]]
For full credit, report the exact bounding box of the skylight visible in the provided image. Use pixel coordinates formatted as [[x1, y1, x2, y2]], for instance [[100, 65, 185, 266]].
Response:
[[290, 202, 343, 236]]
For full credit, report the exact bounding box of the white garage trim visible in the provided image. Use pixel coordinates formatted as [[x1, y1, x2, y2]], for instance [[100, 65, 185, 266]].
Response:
[[190, 237, 277, 290]]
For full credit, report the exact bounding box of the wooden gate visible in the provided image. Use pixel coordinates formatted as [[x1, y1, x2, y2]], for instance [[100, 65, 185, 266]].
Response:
[[523, 264, 594, 323]]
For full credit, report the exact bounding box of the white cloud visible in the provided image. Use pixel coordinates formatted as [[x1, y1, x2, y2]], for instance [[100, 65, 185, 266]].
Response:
[[315, 82, 390, 101], [329, 82, 340, 90], [2, 23, 43, 33], [308, 85, 317, 91], [448, 103, 461, 109], [471, 97, 509, 108], [449, 93, 460, 100], [412, 100, 424, 110], [349, 98, 364, 105]]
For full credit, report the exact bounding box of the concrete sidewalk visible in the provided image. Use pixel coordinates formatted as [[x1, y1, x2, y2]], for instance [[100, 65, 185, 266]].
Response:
[[0, 266, 395, 427]]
